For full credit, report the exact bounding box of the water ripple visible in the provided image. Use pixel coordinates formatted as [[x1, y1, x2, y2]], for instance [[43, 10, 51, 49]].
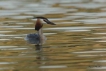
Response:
[[39, 65, 67, 68]]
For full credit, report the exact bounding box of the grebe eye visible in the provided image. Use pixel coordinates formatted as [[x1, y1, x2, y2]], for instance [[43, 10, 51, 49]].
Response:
[[43, 19, 46, 22]]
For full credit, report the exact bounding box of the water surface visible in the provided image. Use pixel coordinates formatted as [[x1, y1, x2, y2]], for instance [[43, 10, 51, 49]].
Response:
[[0, 0, 106, 71]]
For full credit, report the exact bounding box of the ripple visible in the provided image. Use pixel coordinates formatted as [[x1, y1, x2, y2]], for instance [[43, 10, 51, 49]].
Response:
[[0, 12, 18, 17], [94, 60, 106, 62], [96, 40, 106, 42], [93, 49, 106, 51], [0, 31, 13, 33], [59, 22, 80, 24], [39, 65, 67, 68], [75, 18, 106, 24], [94, 33, 106, 34], [73, 12, 95, 16], [0, 67, 14, 70], [83, 37, 106, 39], [0, 9, 31, 17], [2, 48, 28, 50], [43, 0, 83, 3], [0, 46, 18, 48], [44, 33, 57, 35], [77, 55, 98, 57], [60, 3, 105, 9], [66, 9, 78, 12], [94, 0, 106, 3], [0, 26, 23, 28], [0, 10, 20, 17], [0, 56, 37, 58], [0, 62, 17, 64], [0, 39, 10, 41], [0, 0, 22, 9], [10, 16, 33, 19], [73, 12, 106, 17], [25, 7, 64, 15], [73, 50, 106, 54], [90, 66, 106, 69], [3, 21, 17, 23], [0, 34, 26, 37], [16, 22, 32, 24], [11, 28, 33, 30], [95, 12, 106, 17], [65, 29, 90, 32], [14, 37, 23, 38], [25, 12, 46, 15], [101, 8, 106, 11], [44, 27, 101, 31], [77, 54, 106, 57], [65, 15, 84, 19]]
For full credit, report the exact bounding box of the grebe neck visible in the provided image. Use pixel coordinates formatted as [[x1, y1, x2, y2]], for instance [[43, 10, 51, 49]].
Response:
[[37, 28, 43, 45]]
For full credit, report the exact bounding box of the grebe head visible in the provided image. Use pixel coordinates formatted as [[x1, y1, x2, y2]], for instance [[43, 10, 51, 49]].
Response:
[[33, 16, 56, 31]]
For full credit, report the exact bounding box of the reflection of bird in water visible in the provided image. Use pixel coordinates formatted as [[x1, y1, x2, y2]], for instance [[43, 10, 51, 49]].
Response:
[[25, 17, 56, 45]]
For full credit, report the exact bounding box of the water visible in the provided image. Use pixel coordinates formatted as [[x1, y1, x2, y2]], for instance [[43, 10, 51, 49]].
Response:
[[0, 0, 106, 71]]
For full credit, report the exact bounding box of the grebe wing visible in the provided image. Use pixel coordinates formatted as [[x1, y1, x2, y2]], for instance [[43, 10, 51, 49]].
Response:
[[25, 33, 40, 44]]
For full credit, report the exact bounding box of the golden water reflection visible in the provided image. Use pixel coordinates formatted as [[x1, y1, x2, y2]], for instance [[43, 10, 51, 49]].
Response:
[[0, 0, 106, 71]]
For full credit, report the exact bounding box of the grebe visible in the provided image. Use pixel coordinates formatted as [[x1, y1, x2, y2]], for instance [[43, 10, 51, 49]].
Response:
[[25, 16, 56, 45]]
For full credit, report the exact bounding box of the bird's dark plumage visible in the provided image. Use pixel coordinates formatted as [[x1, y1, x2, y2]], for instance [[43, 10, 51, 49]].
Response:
[[25, 33, 40, 44]]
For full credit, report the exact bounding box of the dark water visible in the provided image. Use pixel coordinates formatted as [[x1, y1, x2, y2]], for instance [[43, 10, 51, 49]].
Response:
[[0, 0, 106, 71]]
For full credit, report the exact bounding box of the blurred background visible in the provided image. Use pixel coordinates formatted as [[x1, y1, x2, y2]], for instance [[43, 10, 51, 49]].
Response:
[[0, 0, 106, 71]]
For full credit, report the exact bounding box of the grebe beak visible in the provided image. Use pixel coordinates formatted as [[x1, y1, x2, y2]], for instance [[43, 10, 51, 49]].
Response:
[[43, 19, 56, 25]]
